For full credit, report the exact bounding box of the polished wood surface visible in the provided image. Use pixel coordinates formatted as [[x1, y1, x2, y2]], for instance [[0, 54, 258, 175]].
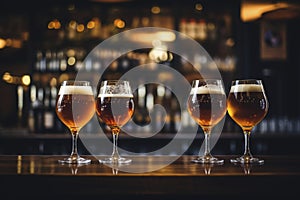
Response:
[[1, 155, 299, 199]]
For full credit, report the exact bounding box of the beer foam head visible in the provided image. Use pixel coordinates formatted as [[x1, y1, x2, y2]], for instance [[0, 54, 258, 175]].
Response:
[[230, 84, 263, 93], [58, 86, 93, 95], [98, 93, 134, 98], [190, 85, 225, 95]]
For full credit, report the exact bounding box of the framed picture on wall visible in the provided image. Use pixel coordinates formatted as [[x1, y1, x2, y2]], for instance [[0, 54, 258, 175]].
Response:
[[260, 20, 287, 60]]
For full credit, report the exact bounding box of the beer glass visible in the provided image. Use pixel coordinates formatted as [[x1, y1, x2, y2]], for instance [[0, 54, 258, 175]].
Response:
[[187, 79, 227, 164], [227, 79, 269, 164], [56, 80, 95, 164], [96, 80, 134, 164]]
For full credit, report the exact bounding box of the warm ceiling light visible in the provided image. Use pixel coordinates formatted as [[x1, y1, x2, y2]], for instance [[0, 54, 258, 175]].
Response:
[[151, 6, 161, 14], [241, 0, 289, 22], [2, 72, 13, 83], [48, 21, 55, 29], [48, 19, 61, 29], [68, 57, 76, 66], [21, 75, 31, 86], [126, 31, 176, 44], [0, 38, 6, 49], [76, 24, 85, 32], [226, 38, 235, 47], [195, 3, 203, 11], [54, 20, 61, 29], [67, 49, 75, 57], [114, 19, 125, 28], [69, 20, 77, 29], [87, 20, 96, 29]]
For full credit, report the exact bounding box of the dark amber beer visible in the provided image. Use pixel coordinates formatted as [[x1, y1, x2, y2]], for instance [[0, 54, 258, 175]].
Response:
[[227, 79, 269, 164], [187, 87, 227, 130], [96, 94, 134, 129], [227, 84, 268, 131], [56, 85, 95, 133], [187, 79, 227, 164]]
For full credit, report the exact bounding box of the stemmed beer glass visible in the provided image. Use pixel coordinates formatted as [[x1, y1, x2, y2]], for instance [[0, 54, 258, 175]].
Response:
[[96, 80, 134, 164], [187, 79, 227, 164], [56, 80, 95, 164], [227, 79, 269, 164]]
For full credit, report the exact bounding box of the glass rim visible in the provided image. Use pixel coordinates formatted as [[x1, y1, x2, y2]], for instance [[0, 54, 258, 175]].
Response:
[[231, 79, 262, 85], [191, 78, 223, 81], [101, 79, 130, 83], [191, 79, 223, 87], [100, 79, 131, 87]]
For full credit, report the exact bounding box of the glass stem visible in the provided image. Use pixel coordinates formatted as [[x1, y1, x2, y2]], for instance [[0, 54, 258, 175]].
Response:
[[203, 130, 212, 158], [111, 128, 121, 161], [70, 130, 79, 160], [243, 130, 252, 159], [204, 132, 210, 156]]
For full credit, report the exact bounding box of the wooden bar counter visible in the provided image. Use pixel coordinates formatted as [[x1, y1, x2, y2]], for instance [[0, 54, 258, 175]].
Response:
[[0, 155, 299, 199]]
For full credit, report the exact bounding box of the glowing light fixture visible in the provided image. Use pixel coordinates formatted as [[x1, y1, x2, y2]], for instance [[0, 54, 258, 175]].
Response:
[[114, 19, 125, 28], [69, 20, 77, 29], [21, 75, 31, 86], [151, 6, 161, 14], [241, 0, 290, 22], [48, 19, 61, 29], [2, 72, 13, 83], [0, 38, 6, 49], [195, 3, 203, 11], [68, 57, 76, 66], [87, 20, 96, 29], [77, 24, 85, 32], [127, 31, 176, 44]]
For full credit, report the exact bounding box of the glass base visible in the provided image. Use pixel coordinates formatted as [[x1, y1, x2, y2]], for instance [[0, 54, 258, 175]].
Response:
[[191, 156, 224, 164], [99, 157, 132, 164], [230, 156, 264, 164], [58, 156, 91, 164]]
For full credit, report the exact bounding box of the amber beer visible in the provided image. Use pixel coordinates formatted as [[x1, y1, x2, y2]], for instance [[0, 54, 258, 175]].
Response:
[[227, 84, 268, 131], [96, 94, 134, 129], [56, 85, 95, 132], [187, 87, 227, 129]]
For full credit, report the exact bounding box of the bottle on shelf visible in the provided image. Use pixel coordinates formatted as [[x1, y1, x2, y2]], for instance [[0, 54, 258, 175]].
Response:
[[31, 84, 44, 133], [196, 19, 207, 41], [43, 86, 55, 132]]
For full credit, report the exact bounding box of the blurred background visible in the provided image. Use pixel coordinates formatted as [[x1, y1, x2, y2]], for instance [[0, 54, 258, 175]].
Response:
[[0, 0, 299, 156]]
